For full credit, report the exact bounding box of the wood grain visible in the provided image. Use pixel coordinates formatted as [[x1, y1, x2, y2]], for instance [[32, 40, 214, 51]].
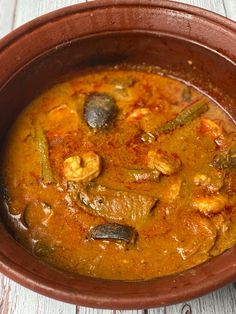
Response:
[[172, 0, 226, 15], [2, 280, 76, 314], [0, 0, 16, 38], [223, 0, 236, 21], [164, 285, 236, 314], [13, 0, 89, 28], [0, 0, 236, 313]]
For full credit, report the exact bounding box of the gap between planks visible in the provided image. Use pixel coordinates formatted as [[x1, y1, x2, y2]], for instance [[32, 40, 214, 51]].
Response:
[[11, 0, 18, 30]]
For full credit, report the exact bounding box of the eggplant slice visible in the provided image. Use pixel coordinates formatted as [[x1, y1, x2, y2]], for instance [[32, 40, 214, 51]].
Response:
[[77, 184, 159, 227], [88, 223, 137, 244], [84, 93, 118, 129]]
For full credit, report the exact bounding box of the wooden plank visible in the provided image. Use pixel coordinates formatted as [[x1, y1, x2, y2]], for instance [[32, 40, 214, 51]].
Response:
[[165, 284, 236, 314], [2, 279, 76, 314], [171, 0, 226, 15], [13, 0, 89, 28], [148, 308, 165, 314], [0, 276, 11, 314], [223, 0, 236, 21], [0, 0, 16, 38]]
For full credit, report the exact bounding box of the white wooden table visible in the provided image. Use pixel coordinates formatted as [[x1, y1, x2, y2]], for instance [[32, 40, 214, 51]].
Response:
[[0, 0, 236, 313]]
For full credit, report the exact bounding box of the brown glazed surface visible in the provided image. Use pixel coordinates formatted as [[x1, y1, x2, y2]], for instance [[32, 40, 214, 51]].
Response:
[[0, 0, 236, 309]]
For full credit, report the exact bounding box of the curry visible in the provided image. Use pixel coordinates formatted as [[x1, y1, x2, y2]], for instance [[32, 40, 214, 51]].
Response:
[[2, 68, 236, 280]]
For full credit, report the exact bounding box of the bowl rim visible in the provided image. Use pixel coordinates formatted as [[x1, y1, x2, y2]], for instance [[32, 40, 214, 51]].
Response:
[[1, 0, 236, 309], [1, 0, 236, 52]]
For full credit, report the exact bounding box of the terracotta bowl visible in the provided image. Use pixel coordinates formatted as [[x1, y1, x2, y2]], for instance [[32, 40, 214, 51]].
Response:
[[0, 0, 236, 309]]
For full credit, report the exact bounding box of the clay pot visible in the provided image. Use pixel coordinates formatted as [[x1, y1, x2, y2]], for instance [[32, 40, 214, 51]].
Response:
[[0, 0, 236, 309]]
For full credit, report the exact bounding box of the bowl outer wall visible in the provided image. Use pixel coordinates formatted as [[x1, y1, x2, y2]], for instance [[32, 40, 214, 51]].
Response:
[[0, 0, 236, 309]]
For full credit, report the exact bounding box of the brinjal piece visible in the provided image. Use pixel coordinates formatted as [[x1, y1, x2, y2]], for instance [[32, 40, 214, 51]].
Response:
[[77, 184, 158, 227], [84, 93, 118, 129], [88, 223, 137, 244], [22, 202, 53, 229]]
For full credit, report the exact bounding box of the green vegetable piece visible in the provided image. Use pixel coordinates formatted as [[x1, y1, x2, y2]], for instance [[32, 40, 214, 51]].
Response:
[[88, 223, 137, 244], [22, 202, 53, 229], [212, 151, 236, 169], [157, 100, 209, 134], [35, 123, 54, 184]]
